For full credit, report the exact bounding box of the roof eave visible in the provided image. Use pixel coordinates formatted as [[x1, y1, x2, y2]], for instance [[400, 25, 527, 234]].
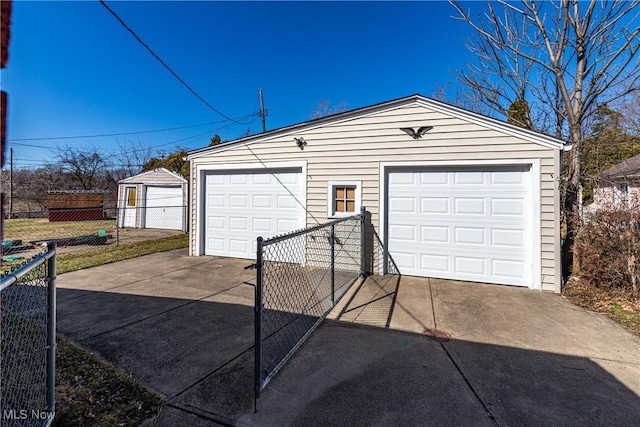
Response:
[[187, 94, 569, 159]]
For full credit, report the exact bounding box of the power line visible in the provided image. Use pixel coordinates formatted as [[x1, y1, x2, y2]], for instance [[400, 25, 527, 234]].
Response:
[[6, 119, 236, 142], [7, 114, 256, 152], [99, 0, 253, 125]]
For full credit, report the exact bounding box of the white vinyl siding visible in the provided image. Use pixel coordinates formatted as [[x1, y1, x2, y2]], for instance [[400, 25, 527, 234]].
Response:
[[190, 102, 561, 291]]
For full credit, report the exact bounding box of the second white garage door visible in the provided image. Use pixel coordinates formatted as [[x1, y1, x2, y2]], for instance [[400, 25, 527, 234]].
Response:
[[204, 169, 305, 259], [386, 166, 534, 287]]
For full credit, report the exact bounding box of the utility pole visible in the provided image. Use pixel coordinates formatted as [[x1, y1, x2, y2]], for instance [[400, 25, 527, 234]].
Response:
[[9, 147, 13, 218], [259, 89, 266, 133]]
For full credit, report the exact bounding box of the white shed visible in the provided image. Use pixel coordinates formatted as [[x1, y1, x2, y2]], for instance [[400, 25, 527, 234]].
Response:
[[187, 95, 571, 292], [117, 168, 188, 231]]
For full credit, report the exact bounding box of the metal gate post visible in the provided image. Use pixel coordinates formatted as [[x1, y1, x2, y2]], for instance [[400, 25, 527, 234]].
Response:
[[46, 242, 57, 416], [254, 236, 264, 407], [330, 224, 335, 306], [360, 205, 366, 277]]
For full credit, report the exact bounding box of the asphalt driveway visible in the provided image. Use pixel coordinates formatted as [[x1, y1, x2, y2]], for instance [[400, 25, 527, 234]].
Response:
[[56, 249, 640, 426]]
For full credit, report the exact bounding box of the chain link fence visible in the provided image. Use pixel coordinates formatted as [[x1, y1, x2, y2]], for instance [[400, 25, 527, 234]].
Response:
[[2, 206, 187, 262], [254, 207, 401, 400], [0, 243, 56, 427]]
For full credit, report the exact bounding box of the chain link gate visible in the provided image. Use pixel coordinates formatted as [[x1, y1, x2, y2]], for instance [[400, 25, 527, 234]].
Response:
[[253, 208, 365, 402], [252, 206, 401, 407]]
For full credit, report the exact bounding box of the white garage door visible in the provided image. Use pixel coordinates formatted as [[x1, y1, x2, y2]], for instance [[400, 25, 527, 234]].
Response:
[[144, 186, 184, 230], [204, 169, 304, 259], [387, 166, 533, 287]]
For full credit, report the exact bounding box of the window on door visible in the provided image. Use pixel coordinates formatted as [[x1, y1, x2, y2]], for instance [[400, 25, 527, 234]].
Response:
[[327, 181, 361, 217], [126, 187, 137, 207]]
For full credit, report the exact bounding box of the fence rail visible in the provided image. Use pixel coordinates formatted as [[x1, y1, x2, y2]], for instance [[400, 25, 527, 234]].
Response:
[[254, 207, 400, 402], [1, 243, 56, 427]]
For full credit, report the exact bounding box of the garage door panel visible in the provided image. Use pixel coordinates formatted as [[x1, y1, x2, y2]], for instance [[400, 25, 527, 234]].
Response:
[[229, 217, 248, 231], [387, 166, 533, 287], [421, 172, 448, 185], [253, 195, 272, 208], [491, 170, 524, 184], [205, 169, 304, 259], [454, 171, 485, 185], [454, 227, 486, 245], [454, 198, 485, 215], [492, 228, 526, 247], [253, 218, 272, 232], [388, 224, 416, 242], [208, 216, 225, 229], [491, 198, 526, 216], [421, 254, 449, 272], [208, 195, 225, 207], [421, 225, 449, 243], [492, 259, 525, 279], [388, 197, 416, 213], [421, 198, 449, 214], [455, 256, 486, 275]]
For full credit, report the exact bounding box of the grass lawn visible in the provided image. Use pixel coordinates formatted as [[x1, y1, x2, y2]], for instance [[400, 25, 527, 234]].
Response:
[[4, 218, 116, 241], [56, 233, 188, 274]]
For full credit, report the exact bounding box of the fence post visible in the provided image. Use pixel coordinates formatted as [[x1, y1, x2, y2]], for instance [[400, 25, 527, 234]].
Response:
[[254, 236, 264, 408], [330, 224, 335, 306], [360, 205, 366, 277], [46, 242, 56, 416], [116, 208, 120, 246]]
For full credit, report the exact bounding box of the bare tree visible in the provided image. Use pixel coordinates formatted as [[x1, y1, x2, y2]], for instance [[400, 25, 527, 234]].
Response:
[[48, 144, 113, 190], [450, 0, 640, 274], [310, 99, 349, 119], [116, 138, 152, 179], [620, 90, 640, 136]]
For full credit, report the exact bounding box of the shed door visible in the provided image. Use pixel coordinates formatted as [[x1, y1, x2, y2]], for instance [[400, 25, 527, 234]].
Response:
[[144, 186, 184, 230], [204, 169, 304, 259], [386, 166, 533, 287], [123, 187, 137, 228]]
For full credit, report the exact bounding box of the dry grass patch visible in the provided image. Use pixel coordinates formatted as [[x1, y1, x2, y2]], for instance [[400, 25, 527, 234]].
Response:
[[563, 279, 640, 335], [54, 336, 164, 427]]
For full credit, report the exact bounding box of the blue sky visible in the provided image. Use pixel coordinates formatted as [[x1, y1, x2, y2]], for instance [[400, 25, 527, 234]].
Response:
[[2, 1, 479, 169]]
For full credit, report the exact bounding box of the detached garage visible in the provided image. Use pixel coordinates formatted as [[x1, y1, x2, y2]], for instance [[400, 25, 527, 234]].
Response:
[[188, 95, 570, 292], [117, 168, 188, 231]]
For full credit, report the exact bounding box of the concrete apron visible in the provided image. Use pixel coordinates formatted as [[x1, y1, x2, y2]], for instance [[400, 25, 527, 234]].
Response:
[[56, 250, 640, 426]]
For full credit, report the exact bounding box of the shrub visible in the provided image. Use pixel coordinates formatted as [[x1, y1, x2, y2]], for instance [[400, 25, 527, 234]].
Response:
[[576, 198, 639, 298]]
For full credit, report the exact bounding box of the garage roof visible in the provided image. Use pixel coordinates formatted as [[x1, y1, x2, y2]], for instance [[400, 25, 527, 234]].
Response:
[[119, 167, 187, 184], [188, 94, 570, 160]]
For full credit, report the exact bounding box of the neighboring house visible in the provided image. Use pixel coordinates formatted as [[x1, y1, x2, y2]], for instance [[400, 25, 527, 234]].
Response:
[[117, 168, 188, 231], [187, 94, 570, 292], [593, 153, 640, 210]]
